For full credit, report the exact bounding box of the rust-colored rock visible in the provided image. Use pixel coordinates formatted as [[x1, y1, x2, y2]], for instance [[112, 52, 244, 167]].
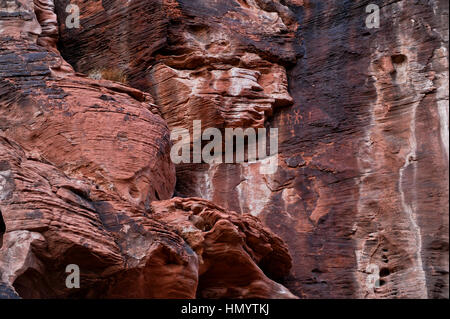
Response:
[[57, 0, 296, 131], [0, 134, 198, 298], [271, 0, 449, 299], [0, 0, 295, 299], [54, 0, 448, 299], [0, 0, 448, 300], [0, 134, 295, 298]]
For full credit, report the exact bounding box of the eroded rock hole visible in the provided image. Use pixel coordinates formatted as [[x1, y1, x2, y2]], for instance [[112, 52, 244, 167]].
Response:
[[129, 185, 140, 199], [379, 267, 390, 277], [391, 54, 407, 65], [390, 54, 408, 84], [237, 0, 250, 8]]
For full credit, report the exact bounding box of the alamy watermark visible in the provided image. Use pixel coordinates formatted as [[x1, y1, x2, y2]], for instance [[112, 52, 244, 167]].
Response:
[[64, 2, 381, 30], [366, 263, 381, 290], [170, 121, 279, 175], [65, 3, 80, 29]]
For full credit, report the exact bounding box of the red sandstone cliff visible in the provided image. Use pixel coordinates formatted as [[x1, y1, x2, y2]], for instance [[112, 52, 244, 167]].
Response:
[[0, 0, 448, 299]]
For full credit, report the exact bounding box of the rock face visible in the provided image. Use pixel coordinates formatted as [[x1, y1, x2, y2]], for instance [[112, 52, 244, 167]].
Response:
[[0, 130, 294, 298], [151, 197, 296, 299], [273, 0, 449, 299], [1, 0, 448, 299], [0, 0, 296, 299]]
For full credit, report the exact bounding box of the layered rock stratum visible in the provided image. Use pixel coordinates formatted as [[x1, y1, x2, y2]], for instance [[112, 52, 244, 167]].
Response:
[[0, 0, 448, 299]]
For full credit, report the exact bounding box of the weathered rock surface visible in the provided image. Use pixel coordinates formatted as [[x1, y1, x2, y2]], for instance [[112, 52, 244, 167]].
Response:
[[0, 0, 295, 299], [272, 0, 449, 299], [0, 133, 196, 298], [1, 0, 448, 299], [0, 39, 176, 213], [53, 0, 448, 299], [57, 0, 297, 133], [0, 133, 295, 298], [152, 197, 297, 299]]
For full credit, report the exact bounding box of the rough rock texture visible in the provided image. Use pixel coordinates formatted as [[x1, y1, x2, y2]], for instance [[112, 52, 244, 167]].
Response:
[[54, 0, 300, 214], [57, 0, 297, 125], [273, 0, 449, 299], [0, 136, 291, 298], [1, 0, 448, 299], [152, 197, 296, 299], [0, 0, 296, 299], [0, 41, 175, 213], [53, 0, 448, 299]]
